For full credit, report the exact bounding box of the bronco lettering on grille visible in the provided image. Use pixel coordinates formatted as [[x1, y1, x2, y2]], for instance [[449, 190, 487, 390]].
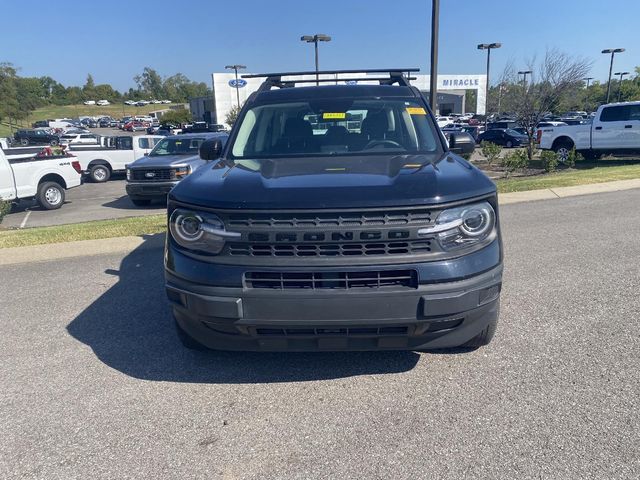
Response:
[[246, 230, 412, 243]]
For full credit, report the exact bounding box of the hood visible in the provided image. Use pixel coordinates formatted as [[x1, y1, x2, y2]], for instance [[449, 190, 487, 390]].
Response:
[[169, 153, 496, 209], [128, 153, 203, 168]]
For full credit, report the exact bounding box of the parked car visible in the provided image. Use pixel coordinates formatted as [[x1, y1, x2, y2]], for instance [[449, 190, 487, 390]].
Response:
[[13, 129, 61, 146], [125, 132, 229, 205], [164, 68, 502, 353], [487, 121, 520, 130], [162, 100, 172, 104], [124, 100, 136, 105], [536, 121, 567, 128], [83, 100, 96, 105], [97, 100, 110, 106], [60, 133, 100, 145], [125, 121, 149, 132], [537, 101, 640, 161], [32, 120, 50, 128], [477, 128, 529, 147], [72, 135, 163, 182], [0, 147, 82, 210]]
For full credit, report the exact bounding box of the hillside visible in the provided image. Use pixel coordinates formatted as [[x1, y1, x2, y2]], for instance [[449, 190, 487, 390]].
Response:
[[0, 102, 186, 137]]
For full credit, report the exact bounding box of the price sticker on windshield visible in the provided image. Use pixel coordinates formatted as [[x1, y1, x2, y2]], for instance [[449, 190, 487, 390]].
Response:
[[323, 112, 346, 120], [407, 107, 427, 115]]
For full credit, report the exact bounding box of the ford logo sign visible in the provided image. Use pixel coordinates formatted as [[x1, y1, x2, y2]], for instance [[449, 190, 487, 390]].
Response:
[[229, 78, 247, 88], [145, 172, 156, 178]]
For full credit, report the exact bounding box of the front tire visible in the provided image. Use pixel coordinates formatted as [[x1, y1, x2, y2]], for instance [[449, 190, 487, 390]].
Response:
[[37, 182, 65, 210], [50, 139, 59, 146], [20, 138, 29, 146], [506, 140, 513, 148], [89, 164, 110, 183], [463, 302, 500, 348]]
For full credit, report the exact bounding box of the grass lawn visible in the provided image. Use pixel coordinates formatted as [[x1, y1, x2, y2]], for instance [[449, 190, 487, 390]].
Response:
[[0, 103, 181, 138], [0, 215, 166, 249], [496, 162, 640, 193]]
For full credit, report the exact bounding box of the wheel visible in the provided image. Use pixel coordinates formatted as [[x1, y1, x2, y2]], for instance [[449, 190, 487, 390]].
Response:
[[463, 302, 500, 348], [89, 164, 110, 183], [37, 182, 65, 210], [174, 316, 208, 351], [49, 139, 59, 146], [130, 196, 152, 206], [553, 140, 573, 163], [506, 140, 513, 148], [20, 138, 29, 146]]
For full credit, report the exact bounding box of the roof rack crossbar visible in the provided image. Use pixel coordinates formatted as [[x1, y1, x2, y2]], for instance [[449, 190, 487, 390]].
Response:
[[243, 68, 419, 79]]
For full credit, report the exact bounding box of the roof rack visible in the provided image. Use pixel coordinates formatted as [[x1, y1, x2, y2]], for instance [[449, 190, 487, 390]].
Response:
[[243, 68, 420, 92]]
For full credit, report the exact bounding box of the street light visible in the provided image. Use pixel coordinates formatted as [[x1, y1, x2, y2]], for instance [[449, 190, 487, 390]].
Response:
[[300, 34, 331, 85], [583, 77, 593, 112], [477, 42, 502, 127], [602, 48, 625, 103], [518, 70, 533, 87], [225, 64, 247, 109], [614, 71, 629, 102], [429, 0, 440, 113]]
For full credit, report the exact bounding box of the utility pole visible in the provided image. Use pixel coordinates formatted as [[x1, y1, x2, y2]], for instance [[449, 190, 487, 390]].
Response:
[[477, 42, 502, 129], [224, 65, 247, 109], [583, 77, 593, 112], [429, 0, 440, 113], [301, 34, 332, 85], [615, 71, 629, 102], [602, 48, 625, 103]]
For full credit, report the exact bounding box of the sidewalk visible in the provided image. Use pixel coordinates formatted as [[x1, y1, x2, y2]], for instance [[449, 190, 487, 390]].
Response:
[[1, 178, 639, 265]]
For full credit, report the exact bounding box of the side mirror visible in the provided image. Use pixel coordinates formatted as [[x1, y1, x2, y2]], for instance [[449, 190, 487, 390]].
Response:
[[199, 138, 223, 161], [143, 152, 148, 156], [449, 132, 475, 155]]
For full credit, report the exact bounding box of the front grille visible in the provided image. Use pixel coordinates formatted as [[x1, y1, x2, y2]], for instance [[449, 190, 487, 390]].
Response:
[[228, 240, 432, 257], [244, 270, 418, 290], [131, 168, 175, 181], [226, 209, 432, 228]]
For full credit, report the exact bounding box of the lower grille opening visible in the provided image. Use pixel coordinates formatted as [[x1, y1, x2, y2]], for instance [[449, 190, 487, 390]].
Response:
[[254, 326, 410, 337], [245, 270, 418, 290], [426, 318, 464, 332]]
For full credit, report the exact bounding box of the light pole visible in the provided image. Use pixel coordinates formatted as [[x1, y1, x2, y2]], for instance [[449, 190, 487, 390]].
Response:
[[477, 42, 502, 127], [225, 64, 246, 109], [300, 34, 331, 85], [429, 0, 440, 113], [602, 48, 625, 103], [583, 77, 593, 112], [614, 71, 629, 102], [518, 70, 532, 88]]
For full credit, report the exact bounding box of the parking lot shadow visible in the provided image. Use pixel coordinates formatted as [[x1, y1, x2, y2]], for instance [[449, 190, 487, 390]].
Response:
[[66, 234, 419, 384], [102, 195, 166, 210]]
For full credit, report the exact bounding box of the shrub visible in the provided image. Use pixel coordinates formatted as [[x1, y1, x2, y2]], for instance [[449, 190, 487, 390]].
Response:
[[480, 141, 502, 165], [539, 150, 559, 173], [159, 109, 192, 126], [565, 147, 584, 168], [0, 200, 11, 222], [502, 149, 529, 176]]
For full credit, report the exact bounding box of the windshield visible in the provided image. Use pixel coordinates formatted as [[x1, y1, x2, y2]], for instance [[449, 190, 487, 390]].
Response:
[[505, 129, 524, 136], [149, 137, 206, 156], [230, 97, 441, 159]]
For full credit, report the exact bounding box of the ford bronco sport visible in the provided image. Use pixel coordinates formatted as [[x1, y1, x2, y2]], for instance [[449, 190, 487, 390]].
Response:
[[165, 69, 503, 351]]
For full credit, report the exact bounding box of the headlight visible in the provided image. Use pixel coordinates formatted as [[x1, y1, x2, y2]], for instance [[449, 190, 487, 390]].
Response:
[[126, 168, 132, 180], [419, 201, 495, 251], [169, 208, 240, 254], [175, 166, 191, 178]]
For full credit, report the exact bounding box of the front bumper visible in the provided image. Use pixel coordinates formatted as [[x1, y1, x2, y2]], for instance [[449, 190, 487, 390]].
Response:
[[126, 181, 178, 197], [165, 243, 503, 351]]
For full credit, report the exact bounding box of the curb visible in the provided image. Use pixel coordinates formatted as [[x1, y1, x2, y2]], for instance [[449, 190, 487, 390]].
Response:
[[498, 178, 640, 205], [1, 178, 639, 265], [0, 234, 165, 266]]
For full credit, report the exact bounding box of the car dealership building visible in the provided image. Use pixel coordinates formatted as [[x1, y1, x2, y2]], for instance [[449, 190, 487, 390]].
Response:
[[190, 73, 487, 126]]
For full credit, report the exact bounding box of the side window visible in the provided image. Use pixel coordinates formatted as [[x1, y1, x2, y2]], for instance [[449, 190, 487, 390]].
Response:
[[628, 105, 640, 121], [138, 138, 150, 149], [600, 106, 629, 122]]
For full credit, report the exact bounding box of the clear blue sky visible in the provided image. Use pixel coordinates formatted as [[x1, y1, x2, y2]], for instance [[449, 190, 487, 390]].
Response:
[[1, 0, 638, 91]]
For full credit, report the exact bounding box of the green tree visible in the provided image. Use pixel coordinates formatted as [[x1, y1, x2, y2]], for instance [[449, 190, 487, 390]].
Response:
[[83, 74, 96, 99], [0, 63, 21, 127], [159, 109, 192, 125], [94, 84, 121, 101], [134, 67, 164, 99], [225, 104, 243, 126]]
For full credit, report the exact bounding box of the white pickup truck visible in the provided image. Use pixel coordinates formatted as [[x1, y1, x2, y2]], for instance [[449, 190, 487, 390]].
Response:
[[72, 135, 163, 182], [537, 101, 640, 161], [0, 149, 82, 210]]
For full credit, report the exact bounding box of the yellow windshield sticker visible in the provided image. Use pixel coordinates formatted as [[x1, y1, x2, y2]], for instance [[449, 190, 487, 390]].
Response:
[[407, 107, 427, 115], [323, 112, 346, 120]]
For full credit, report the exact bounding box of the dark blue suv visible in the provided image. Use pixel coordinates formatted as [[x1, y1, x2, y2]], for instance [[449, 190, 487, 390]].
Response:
[[164, 69, 503, 352]]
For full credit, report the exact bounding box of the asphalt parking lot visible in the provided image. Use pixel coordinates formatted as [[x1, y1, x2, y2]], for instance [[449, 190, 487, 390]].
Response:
[[2, 178, 165, 229], [1, 189, 638, 478]]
